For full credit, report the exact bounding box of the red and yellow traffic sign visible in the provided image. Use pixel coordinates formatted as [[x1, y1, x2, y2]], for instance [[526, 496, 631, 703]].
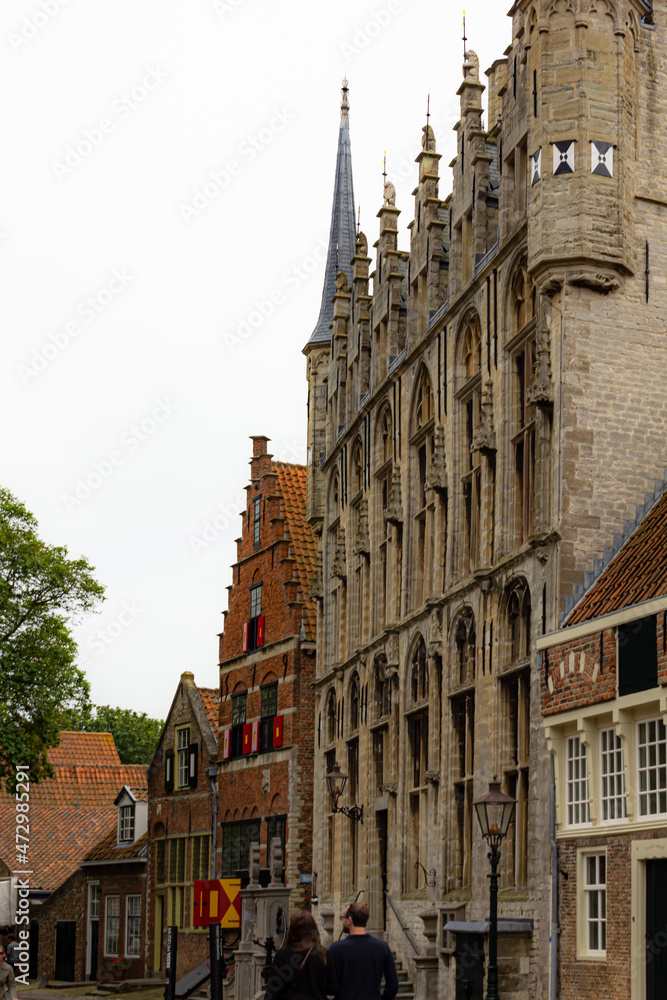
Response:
[[193, 879, 241, 928]]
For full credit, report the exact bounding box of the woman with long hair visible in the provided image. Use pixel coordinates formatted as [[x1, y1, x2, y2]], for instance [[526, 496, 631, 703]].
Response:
[[264, 909, 336, 1000]]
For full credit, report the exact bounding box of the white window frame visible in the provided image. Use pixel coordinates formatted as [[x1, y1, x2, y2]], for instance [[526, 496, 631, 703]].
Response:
[[176, 726, 190, 789], [118, 803, 135, 843], [578, 850, 607, 959], [104, 895, 120, 957], [250, 584, 262, 620], [637, 717, 667, 818], [125, 895, 141, 958], [566, 735, 590, 826], [599, 728, 627, 823]]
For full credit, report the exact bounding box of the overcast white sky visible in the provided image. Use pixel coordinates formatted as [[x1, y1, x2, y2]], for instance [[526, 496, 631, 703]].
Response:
[[2, 0, 511, 720]]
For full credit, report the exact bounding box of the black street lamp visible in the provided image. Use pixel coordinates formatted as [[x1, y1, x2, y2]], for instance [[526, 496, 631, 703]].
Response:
[[325, 762, 363, 823], [473, 781, 516, 1000]]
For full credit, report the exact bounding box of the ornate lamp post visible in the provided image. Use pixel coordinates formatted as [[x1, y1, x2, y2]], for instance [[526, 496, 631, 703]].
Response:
[[473, 781, 516, 1000], [325, 762, 363, 823]]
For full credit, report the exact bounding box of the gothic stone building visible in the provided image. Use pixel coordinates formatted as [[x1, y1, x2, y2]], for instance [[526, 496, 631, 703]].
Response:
[[304, 2, 665, 998], [217, 437, 318, 911]]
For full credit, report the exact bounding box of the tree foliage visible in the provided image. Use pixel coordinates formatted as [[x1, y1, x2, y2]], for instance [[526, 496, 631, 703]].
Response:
[[63, 704, 164, 764], [0, 487, 104, 790]]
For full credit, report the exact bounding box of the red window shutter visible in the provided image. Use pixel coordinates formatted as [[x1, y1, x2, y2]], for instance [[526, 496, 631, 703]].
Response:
[[222, 729, 231, 760], [193, 880, 210, 928], [273, 715, 284, 748], [251, 720, 260, 753], [242, 723, 252, 754], [257, 616, 265, 647], [242, 621, 249, 652]]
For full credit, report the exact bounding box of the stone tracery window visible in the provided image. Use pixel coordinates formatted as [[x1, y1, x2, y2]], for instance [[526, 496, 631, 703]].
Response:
[[406, 637, 429, 890], [375, 404, 394, 630], [509, 261, 537, 543], [411, 366, 436, 606], [349, 672, 360, 733], [456, 314, 483, 574], [350, 437, 363, 496], [455, 609, 476, 685], [326, 688, 337, 745]]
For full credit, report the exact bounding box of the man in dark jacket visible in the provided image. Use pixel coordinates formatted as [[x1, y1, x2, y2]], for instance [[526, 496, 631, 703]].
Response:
[[328, 903, 399, 1000]]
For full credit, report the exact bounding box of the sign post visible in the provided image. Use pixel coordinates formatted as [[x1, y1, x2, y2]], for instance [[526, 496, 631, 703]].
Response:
[[165, 926, 178, 1000], [209, 923, 223, 1000]]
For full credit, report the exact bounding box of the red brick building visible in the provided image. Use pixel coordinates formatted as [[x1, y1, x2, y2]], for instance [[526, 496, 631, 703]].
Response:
[[539, 485, 667, 1000], [147, 672, 219, 978], [217, 436, 317, 909], [0, 732, 146, 981], [36, 783, 148, 983]]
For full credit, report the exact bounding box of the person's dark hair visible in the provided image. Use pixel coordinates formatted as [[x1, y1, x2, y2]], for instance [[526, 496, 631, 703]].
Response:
[[284, 909, 326, 964], [346, 902, 369, 927], [5, 935, 14, 943]]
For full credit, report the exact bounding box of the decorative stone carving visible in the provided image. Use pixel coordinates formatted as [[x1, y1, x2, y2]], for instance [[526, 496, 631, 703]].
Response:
[[526, 301, 554, 407], [356, 230, 368, 257], [386, 632, 399, 670], [309, 548, 324, 599], [569, 269, 621, 294], [331, 527, 347, 583], [248, 842, 261, 886], [383, 180, 396, 207], [423, 770, 440, 785], [382, 782, 398, 797], [385, 468, 404, 524], [537, 271, 564, 296], [471, 379, 496, 454], [335, 269, 349, 293], [424, 423, 447, 491], [463, 49, 480, 82], [422, 124, 436, 152], [354, 498, 371, 556], [269, 837, 283, 886]]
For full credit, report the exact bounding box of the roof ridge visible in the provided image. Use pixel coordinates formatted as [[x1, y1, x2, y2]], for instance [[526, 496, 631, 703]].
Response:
[[561, 471, 667, 624]]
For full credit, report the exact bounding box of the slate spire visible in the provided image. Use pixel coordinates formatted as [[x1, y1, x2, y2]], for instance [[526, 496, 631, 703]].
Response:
[[305, 79, 356, 348]]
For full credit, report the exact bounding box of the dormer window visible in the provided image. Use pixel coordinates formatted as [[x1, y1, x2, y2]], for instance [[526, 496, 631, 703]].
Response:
[[118, 804, 135, 844]]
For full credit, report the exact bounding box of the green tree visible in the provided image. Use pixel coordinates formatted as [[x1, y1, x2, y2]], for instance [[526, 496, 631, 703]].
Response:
[[64, 704, 164, 765], [0, 488, 104, 790]]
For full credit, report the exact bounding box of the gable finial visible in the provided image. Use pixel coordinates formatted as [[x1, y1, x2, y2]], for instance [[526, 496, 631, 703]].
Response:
[[341, 77, 350, 123], [462, 9, 467, 58]]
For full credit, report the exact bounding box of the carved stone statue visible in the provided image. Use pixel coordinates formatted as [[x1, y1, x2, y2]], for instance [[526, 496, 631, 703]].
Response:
[[356, 230, 368, 257], [422, 124, 436, 152], [463, 49, 480, 82], [383, 180, 396, 207], [335, 270, 348, 293]]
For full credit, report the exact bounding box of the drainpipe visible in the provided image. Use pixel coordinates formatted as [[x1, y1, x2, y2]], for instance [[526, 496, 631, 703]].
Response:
[[549, 752, 558, 1000], [207, 765, 219, 878]]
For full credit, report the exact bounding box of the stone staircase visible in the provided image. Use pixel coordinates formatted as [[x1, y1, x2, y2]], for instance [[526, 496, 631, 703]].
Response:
[[394, 955, 416, 999]]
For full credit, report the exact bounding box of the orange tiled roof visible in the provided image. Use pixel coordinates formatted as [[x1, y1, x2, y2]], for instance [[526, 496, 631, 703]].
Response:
[[198, 687, 220, 734], [274, 461, 318, 641], [565, 490, 667, 625], [83, 829, 148, 863], [0, 732, 147, 891]]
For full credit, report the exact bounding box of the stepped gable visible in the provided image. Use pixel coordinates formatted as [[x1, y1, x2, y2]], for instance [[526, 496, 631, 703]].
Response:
[[274, 460, 317, 640], [0, 731, 147, 891], [565, 486, 667, 626]]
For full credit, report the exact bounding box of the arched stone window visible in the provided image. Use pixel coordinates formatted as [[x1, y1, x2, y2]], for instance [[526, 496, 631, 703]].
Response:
[[405, 636, 429, 890], [349, 672, 360, 732], [374, 404, 394, 630], [326, 688, 337, 745], [410, 367, 436, 606], [498, 579, 532, 888], [457, 313, 483, 573], [508, 258, 537, 543], [350, 438, 363, 497], [455, 609, 476, 685]]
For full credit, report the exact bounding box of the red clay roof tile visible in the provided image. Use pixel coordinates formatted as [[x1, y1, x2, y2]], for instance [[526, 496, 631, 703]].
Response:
[[273, 462, 317, 641], [565, 490, 667, 625]]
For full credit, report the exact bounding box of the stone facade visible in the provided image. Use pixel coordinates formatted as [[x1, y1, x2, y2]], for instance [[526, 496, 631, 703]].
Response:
[[304, 2, 666, 998], [217, 437, 318, 911]]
